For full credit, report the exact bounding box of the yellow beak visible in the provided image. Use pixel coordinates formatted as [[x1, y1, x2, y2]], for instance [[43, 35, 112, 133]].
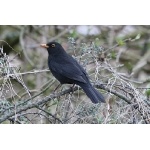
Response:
[[40, 44, 49, 48]]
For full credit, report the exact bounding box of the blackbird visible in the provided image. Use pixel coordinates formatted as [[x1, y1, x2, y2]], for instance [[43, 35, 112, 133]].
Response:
[[40, 42, 105, 104]]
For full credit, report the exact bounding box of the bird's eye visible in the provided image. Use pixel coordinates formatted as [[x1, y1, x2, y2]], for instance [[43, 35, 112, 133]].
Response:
[[51, 44, 55, 47]]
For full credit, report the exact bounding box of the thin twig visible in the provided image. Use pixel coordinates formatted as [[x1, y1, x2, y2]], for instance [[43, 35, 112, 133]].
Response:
[[104, 38, 132, 53], [8, 69, 50, 76], [36, 106, 63, 124]]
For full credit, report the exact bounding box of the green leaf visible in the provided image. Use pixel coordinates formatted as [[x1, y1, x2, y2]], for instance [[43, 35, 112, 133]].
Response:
[[135, 34, 141, 40], [111, 51, 116, 59], [124, 62, 133, 72], [95, 38, 101, 46], [145, 89, 150, 97], [116, 39, 125, 46], [70, 30, 78, 38]]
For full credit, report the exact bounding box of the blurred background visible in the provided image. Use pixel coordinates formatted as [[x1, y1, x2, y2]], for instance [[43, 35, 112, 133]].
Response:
[[0, 25, 150, 124]]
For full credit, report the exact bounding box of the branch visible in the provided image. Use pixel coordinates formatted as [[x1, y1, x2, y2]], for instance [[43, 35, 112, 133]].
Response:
[[95, 84, 149, 124], [95, 84, 132, 104], [0, 86, 77, 123], [36, 106, 63, 124], [8, 69, 50, 76], [0, 82, 149, 123], [104, 38, 133, 53]]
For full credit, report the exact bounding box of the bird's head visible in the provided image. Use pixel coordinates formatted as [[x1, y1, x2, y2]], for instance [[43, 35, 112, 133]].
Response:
[[40, 42, 65, 55]]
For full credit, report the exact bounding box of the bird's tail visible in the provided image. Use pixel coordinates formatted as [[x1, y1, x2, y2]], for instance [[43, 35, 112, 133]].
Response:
[[79, 83, 105, 104]]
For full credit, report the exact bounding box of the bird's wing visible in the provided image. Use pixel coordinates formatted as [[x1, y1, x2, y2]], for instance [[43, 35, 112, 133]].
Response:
[[50, 55, 88, 84]]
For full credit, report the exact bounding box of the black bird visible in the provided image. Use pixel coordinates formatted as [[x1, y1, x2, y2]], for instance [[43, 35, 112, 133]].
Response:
[[40, 42, 105, 104]]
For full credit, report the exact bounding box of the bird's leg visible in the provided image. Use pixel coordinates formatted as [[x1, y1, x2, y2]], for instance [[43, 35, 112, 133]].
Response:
[[71, 84, 75, 93], [54, 84, 62, 92]]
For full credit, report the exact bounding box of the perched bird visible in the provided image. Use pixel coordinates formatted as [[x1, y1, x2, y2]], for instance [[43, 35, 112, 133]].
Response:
[[40, 42, 105, 104]]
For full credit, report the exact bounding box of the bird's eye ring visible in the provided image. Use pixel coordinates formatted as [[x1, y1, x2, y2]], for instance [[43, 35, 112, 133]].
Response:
[[51, 44, 55, 47]]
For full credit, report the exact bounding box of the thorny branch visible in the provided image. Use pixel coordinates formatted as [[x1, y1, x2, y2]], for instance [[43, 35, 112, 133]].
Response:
[[0, 81, 149, 123]]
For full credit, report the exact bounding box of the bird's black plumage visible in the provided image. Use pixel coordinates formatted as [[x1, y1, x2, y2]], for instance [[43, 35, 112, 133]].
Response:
[[41, 42, 105, 104]]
